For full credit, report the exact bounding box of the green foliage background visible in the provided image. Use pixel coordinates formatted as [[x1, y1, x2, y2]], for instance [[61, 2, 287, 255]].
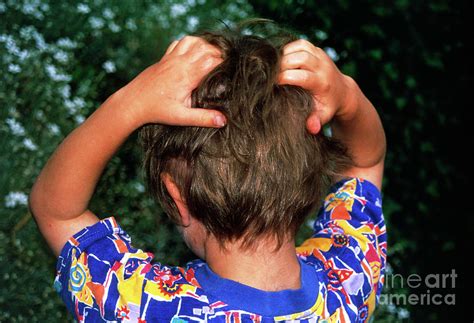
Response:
[[0, 0, 469, 321]]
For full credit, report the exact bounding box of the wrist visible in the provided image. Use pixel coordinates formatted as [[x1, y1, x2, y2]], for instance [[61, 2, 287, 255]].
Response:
[[105, 87, 146, 130], [337, 75, 361, 122]]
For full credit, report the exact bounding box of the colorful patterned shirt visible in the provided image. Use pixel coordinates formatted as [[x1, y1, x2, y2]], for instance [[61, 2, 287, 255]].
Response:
[[55, 177, 386, 322]]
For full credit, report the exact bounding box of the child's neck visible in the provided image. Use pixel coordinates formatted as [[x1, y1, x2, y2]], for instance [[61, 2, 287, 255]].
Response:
[[204, 237, 301, 292]]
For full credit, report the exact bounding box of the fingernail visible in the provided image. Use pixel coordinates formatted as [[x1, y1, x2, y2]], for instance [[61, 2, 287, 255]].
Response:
[[214, 115, 226, 127]]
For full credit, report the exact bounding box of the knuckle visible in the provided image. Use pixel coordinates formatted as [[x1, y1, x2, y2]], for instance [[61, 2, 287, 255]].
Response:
[[202, 43, 219, 54], [180, 35, 199, 47], [182, 35, 197, 41], [298, 51, 311, 62], [314, 46, 324, 53], [295, 38, 310, 46], [302, 72, 311, 83], [318, 74, 330, 91], [312, 46, 325, 58], [200, 56, 217, 69]]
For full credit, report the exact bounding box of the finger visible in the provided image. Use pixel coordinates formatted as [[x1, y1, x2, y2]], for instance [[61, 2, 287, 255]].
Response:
[[282, 39, 322, 58], [192, 39, 222, 57], [316, 105, 333, 126], [185, 44, 222, 63], [165, 40, 179, 55], [198, 54, 223, 71], [278, 69, 317, 88], [306, 113, 322, 135], [171, 105, 227, 128], [173, 35, 210, 55], [186, 55, 223, 89], [280, 50, 321, 72]]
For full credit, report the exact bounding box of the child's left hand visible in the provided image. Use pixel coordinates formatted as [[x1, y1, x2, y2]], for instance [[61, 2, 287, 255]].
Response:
[[278, 39, 356, 134]]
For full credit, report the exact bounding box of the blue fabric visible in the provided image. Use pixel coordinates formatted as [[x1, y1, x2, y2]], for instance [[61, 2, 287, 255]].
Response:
[[193, 257, 319, 316]]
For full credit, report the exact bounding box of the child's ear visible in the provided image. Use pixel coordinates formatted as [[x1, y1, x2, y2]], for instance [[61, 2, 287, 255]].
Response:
[[160, 172, 191, 227]]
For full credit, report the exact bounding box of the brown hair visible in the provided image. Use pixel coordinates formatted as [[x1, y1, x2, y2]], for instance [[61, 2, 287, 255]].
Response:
[[140, 22, 351, 249]]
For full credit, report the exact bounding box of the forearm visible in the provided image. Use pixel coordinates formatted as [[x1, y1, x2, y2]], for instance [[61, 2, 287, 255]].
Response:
[[332, 77, 386, 177], [30, 91, 139, 221]]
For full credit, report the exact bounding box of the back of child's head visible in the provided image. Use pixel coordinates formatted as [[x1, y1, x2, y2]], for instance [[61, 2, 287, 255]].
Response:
[[140, 21, 351, 249]]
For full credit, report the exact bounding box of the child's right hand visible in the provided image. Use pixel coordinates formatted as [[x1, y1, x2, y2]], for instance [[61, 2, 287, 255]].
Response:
[[278, 39, 358, 135], [114, 36, 227, 129]]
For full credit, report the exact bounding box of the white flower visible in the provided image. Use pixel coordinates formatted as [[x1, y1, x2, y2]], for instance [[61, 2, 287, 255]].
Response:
[[8, 64, 21, 73], [64, 99, 76, 113], [5, 192, 29, 208], [35, 110, 45, 119], [19, 25, 47, 51], [397, 308, 410, 319], [57, 38, 77, 49], [134, 182, 145, 193], [242, 27, 252, 36], [102, 60, 116, 73], [47, 123, 60, 135], [77, 3, 90, 14], [324, 47, 339, 61], [227, 3, 238, 14], [6, 118, 25, 136], [64, 97, 85, 115], [89, 16, 105, 29], [23, 138, 38, 151], [17, 49, 30, 61], [4, 35, 21, 56], [54, 50, 69, 63], [45, 64, 71, 82], [75, 115, 85, 124], [19, 26, 33, 39], [59, 85, 71, 99], [387, 303, 397, 314], [315, 29, 328, 41], [40, 3, 49, 12], [73, 97, 86, 108], [34, 32, 46, 51], [125, 19, 137, 31], [187, 16, 199, 30], [170, 4, 187, 18], [0, 34, 9, 42], [108, 22, 121, 33], [102, 8, 114, 19], [21, 0, 44, 20], [323, 124, 333, 137]]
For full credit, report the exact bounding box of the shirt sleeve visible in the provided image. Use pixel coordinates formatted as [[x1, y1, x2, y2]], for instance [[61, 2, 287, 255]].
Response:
[[54, 217, 156, 321], [296, 177, 387, 318]]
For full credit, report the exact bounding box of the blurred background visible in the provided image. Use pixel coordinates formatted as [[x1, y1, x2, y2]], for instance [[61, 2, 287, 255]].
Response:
[[0, 0, 470, 321]]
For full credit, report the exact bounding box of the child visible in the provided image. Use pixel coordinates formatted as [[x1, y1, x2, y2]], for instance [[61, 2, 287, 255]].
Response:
[[30, 26, 386, 322]]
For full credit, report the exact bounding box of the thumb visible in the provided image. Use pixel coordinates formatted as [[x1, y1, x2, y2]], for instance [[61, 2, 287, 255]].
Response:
[[169, 104, 227, 128], [306, 113, 321, 135]]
